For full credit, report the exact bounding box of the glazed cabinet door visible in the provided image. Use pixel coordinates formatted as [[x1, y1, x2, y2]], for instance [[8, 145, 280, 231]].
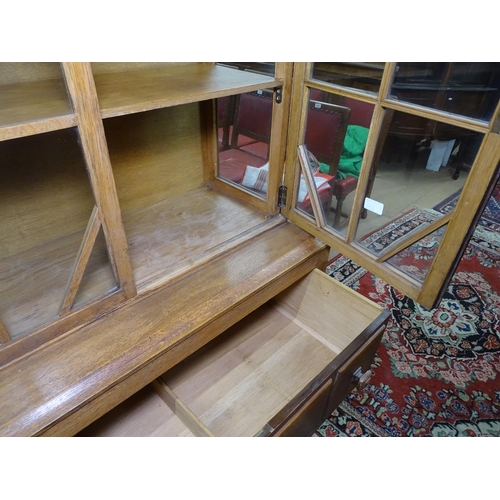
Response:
[[282, 62, 500, 309], [0, 63, 135, 364]]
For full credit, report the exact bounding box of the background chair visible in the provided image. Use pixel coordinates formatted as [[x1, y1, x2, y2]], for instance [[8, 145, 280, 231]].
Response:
[[331, 97, 375, 226], [230, 89, 274, 160]]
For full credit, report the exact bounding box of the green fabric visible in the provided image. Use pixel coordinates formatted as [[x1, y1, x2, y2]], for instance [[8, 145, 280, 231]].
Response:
[[336, 125, 369, 180], [319, 161, 330, 174]]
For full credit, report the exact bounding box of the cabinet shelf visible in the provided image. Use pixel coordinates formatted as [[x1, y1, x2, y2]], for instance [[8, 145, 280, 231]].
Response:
[[0, 79, 76, 141], [121, 186, 275, 292], [0, 186, 274, 339], [93, 63, 281, 118]]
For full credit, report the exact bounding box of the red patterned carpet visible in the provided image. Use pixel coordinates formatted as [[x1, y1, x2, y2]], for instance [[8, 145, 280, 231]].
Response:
[[314, 196, 500, 437]]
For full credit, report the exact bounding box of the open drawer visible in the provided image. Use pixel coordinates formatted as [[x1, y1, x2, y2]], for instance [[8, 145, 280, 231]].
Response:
[[78, 269, 390, 437]]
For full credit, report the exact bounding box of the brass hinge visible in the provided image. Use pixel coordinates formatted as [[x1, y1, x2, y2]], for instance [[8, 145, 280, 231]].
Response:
[[278, 185, 287, 208], [275, 86, 283, 104]]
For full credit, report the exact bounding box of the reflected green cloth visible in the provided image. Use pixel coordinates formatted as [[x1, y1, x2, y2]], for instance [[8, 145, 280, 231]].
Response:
[[337, 125, 369, 180], [319, 125, 369, 179]]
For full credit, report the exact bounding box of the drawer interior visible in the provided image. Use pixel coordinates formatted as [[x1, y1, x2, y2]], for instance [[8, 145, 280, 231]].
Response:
[[79, 269, 382, 437]]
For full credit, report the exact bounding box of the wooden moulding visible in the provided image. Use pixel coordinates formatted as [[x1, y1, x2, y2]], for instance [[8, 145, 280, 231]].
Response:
[[0, 221, 328, 436], [61, 62, 136, 300], [59, 206, 102, 315]]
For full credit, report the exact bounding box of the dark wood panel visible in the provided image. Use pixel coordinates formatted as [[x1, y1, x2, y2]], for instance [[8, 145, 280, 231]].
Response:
[[272, 380, 332, 437], [326, 325, 385, 416], [265, 309, 390, 436]]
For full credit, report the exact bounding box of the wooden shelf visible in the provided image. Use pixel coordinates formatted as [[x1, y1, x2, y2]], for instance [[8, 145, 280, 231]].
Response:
[[121, 186, 276, 292], [0, 186, 274, 341], [93, 63, 281, 119], [0, 79, 76, 141]]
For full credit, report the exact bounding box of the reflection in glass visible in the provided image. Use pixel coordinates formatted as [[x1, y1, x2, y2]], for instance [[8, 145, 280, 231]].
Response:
[[386, 223, 448, 283], [352, 110, 484, 282], [217, 89, 273, 198], [73, 228, 118, 310], [311, 62, 384, 94], [390, 62, 500, 121], [0, 62, 72, 129], [301, 89, 374, 230], [296, 145, 327, 225], [0, 128, 107, 339]]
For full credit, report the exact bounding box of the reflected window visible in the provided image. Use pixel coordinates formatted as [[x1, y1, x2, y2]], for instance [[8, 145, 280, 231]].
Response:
[[217, 89, 274, 198], [0, 128, 117, 339], [390, 62, 500, 121], [311, 63, 385, 94]]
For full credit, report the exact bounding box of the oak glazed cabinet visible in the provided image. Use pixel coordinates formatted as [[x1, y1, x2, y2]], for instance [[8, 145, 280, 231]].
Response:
[[0, 62, 498, 437]]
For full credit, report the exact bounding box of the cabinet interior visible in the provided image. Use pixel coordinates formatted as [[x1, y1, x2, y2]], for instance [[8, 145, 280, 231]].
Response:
[[104, 104, 272, 292]]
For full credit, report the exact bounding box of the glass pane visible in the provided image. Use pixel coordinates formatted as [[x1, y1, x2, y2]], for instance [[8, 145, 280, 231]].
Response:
[[386, 223, 448, 283], [295, 144, 328, 223], [217, 89, 273, 198], [217, 62, 275, 77], [0, 62, 72, 129], [0, 128, 115, 340], [311, 63, 385, 94], [390, 63, 500, 121], [73, 228, 118, 310], [353, 110, 484, 281], [301, 89, 375, 231]]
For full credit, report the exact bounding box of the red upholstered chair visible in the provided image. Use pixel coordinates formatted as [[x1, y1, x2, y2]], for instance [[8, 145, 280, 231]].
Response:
[[304, 100, 350, 224], [305, 100, 350, 171], [217, 95, 256, 151], [230, 89, 274, 160], [218, 90, 273, 183], [330, 97, 374, 227]]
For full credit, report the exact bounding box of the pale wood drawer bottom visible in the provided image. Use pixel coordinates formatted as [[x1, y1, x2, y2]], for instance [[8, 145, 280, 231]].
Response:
[[78, 269, 388, 437]]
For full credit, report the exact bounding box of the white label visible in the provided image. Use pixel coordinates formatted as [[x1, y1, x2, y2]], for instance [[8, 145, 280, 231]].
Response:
[[364, 197, 384, 215], [314, 102, 321, 109]]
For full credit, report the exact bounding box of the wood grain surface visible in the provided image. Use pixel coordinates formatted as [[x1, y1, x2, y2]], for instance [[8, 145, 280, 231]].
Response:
[[0, 221, 327, 436]]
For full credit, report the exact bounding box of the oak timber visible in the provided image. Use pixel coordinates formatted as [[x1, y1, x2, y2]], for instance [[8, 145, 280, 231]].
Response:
[[60, 206, 103, 315], [0, 221, 327, 436], [77, 384, 194, 437], [61, 62, 136, 300], [151, 378, 214, 437], [158, 270, 381, 437], [92, 63, 281, 119]]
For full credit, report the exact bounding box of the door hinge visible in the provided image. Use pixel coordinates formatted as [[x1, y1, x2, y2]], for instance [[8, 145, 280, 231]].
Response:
[[278, 185, 287, 208], [275, 86, 283, 104]]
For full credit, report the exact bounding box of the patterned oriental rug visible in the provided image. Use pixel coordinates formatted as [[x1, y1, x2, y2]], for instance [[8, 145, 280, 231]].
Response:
[[314, 199, 500, 437], [434, 183, 500, 233]]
